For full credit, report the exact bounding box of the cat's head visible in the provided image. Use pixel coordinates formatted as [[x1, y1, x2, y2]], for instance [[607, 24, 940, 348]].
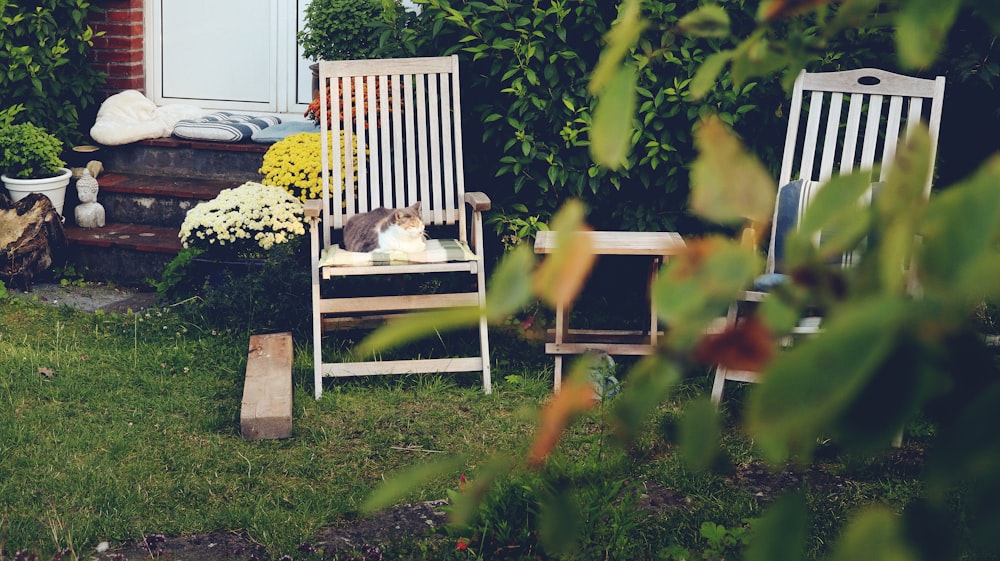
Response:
[[393, 202, 425, 237]]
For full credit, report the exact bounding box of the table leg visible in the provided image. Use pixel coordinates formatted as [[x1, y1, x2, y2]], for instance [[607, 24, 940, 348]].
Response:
[[553, 297, 570, 393], [648, 257, 661, 347]]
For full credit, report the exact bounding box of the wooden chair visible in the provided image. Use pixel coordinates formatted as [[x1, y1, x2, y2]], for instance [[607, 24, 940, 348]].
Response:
[[711, 68, 946, 406], [304, 55, 492, 399]]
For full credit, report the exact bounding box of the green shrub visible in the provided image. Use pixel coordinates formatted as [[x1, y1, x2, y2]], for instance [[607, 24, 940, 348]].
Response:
[[0, 0, 106, 145], [298, 0, 390, 61], [376, 1, 818, 240], [375, 1, 994, 246], [157, 241, 312, 338], [0, 122, 66, 179]]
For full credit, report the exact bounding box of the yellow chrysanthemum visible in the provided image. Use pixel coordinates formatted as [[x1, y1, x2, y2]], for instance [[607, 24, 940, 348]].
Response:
[[258, 131, 360, 202]]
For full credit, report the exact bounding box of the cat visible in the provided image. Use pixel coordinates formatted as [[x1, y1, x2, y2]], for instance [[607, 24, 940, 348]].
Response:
[[342, 202, 427, 253]]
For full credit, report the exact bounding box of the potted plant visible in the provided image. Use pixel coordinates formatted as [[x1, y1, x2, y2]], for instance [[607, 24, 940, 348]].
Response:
[[297, 0, 386, 63], [0, 122, 72, 215], [298, 0, 392, 101]]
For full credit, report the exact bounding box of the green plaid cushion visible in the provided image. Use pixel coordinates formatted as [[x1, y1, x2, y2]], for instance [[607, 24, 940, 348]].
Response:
[[318, 238, 477, 267]]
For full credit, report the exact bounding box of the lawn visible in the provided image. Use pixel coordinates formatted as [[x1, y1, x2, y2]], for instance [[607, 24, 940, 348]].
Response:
[[0, 292, 931, 560]]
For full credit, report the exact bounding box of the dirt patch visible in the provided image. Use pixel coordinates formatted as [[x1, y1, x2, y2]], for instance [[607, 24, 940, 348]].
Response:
[[93, 501, 450, 561], [86, 447, 925, 561], [11, 281, 159, 314]]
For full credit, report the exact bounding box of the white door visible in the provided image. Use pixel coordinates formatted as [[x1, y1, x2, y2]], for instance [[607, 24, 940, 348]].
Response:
[[148, 0, 313, 115]]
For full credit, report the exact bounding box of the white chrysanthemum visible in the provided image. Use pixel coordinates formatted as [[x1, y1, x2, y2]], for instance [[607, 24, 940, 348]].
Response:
[[179, 181, 305, 258]]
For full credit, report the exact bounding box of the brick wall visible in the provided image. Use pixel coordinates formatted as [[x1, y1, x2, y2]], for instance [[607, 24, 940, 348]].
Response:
[[89, 0, 145, 100]]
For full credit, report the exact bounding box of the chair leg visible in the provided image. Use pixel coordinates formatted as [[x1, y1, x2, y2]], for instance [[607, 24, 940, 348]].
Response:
[[479, 312, 492, 394], [892, 429, 903, 448], [310, 224, 324, 400], [553, 356, 563, 393], [711, 366, 728, 406]]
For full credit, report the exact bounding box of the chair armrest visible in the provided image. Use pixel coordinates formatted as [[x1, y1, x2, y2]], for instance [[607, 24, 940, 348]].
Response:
[[304, 199, 323, 219], [464, 192, 491, 212]]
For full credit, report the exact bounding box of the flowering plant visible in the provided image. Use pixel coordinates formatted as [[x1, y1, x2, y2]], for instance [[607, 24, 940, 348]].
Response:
[[303, 81, 397, 129], [179, 182, 305, 259], [259, 131, 359, 201]]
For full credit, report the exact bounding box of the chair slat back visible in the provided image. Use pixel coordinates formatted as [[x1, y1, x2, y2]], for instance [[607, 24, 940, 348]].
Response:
[[768, 68, 945, 275], [317, 56, 468, 249], [779, 68, 946, 197]]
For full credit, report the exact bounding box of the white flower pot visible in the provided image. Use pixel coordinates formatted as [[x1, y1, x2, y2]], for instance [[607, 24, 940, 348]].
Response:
[[1, 167, 73, 216]]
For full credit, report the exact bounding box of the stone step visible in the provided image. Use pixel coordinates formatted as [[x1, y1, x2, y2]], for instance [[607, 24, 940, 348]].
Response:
[[60, 137, 271, 286], [98, 138, 268, 182], [64, 223, 183, 285], [87, 172, 234, 228]]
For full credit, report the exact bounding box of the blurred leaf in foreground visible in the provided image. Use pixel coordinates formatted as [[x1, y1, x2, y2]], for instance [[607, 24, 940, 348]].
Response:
[[527, 358, 598, 468], [589, 64, 637, 170], [533, 200, 595, 310], [656, 235, 761, 349], [895, 0, 960, 69], [747, 297, 906, 463], [588, 0, 644, 95], [828, 506, 919, 561], [690, 116, 775, 226], [677, 4, 730, 38], [746, 492, 808, 561], [362, 454, 467, 513]]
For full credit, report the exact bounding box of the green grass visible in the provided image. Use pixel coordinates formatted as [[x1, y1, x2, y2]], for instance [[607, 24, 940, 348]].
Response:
[[0, 295, 928, 560]]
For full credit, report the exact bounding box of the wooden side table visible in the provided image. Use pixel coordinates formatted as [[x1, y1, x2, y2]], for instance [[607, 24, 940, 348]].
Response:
[[533, 231, 687, 391]]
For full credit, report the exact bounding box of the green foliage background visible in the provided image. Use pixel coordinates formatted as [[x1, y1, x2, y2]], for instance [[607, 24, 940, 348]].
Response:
[[0, 0, 106, 145], [361, 1, 1000, 560], [372, 0, 997, 246], [298, 0, 388, 61]]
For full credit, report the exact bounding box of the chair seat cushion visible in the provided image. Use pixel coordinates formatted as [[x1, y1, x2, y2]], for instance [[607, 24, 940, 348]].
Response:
[[752, 273, 790, 291], [318, 238, 476, 267], [173, 112, 281, 142]]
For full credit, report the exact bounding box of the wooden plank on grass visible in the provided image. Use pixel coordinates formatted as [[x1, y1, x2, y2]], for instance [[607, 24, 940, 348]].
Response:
[[241, 332, 293, 440]]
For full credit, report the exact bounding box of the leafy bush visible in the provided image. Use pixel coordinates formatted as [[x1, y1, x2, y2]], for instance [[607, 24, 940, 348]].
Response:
[[0, 122, 66, 179], [157, 241, 312, 338], [371, 0, 804, 240], [297, 0, 389, 62], [374, 0, 995, 245], [359, 3, 1000, 560], [0, 0, 106, 145]]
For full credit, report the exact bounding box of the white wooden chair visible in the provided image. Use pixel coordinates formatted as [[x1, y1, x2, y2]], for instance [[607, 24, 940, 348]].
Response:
[[711, 68, 946, 405], [304, 55, 492, 399]]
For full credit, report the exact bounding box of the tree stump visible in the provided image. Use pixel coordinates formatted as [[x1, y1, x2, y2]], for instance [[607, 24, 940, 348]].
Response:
[[0, 191, 67, 290]]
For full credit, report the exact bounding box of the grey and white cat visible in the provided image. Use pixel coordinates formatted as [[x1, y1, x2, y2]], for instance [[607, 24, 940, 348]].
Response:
[[343, 202, 427, 253]]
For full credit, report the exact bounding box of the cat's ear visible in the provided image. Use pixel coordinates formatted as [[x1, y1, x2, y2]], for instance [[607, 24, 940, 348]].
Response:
[[410, 201, 421, 214]]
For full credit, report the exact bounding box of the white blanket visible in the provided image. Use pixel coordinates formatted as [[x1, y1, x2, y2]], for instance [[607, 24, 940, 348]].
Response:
[[90, 90, 208, 146]]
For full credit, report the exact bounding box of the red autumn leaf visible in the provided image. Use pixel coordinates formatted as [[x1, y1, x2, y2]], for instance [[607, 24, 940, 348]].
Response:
[[527, 378, 598, 468], [668, 236, 727, 280], [693, 315, 775, 371]]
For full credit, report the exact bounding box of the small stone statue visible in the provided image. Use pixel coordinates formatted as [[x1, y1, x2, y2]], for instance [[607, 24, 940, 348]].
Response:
[[74, 168, 105, 228]]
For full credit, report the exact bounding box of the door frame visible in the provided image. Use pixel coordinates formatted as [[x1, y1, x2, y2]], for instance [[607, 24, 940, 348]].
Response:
[[145, 0, 311, 116]]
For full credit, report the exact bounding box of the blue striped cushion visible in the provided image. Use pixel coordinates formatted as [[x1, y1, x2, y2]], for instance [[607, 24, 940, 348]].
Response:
[[767, 178, 814, 275], [173, 112, 281, 142], [759, 178, 871, 290]]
